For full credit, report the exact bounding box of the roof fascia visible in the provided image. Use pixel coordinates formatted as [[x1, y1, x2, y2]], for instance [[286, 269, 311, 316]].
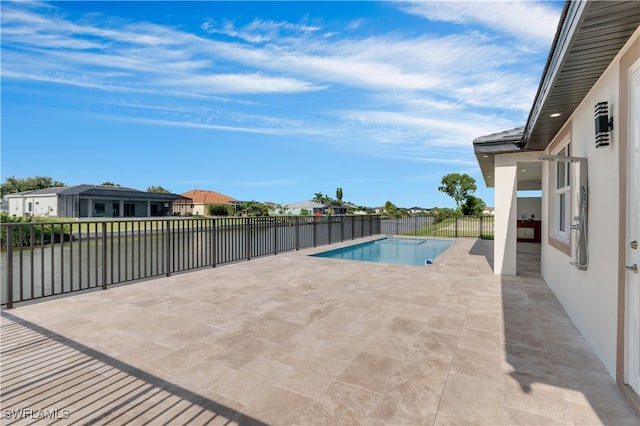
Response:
[[522, 0, 587, 147]]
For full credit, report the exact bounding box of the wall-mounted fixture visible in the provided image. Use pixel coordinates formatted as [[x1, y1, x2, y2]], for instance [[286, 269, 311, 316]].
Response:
[[539, 154, 589, 270], [594, 101, 613, 148]]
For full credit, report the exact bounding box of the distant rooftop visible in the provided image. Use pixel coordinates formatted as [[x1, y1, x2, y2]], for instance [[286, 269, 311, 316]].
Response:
[[6, 184, 186, 200]]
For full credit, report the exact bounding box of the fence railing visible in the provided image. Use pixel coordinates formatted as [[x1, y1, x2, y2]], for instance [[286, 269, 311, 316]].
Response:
[[381, 215, 495, 239], [1, 215, 381, 308]]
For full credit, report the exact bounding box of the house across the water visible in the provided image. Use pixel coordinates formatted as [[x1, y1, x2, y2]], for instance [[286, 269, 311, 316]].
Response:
[[5, 184, 190, 218]]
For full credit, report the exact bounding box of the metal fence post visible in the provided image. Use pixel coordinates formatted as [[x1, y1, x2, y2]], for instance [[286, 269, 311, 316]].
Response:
[[313, 216, 317, 247], [274, 217, 278, 255], [165, 220, 171, 276], [6, 225, 14, 309], [479, 215, 483, 238], [102, 222, 108, 290], [328, 216, 332, 245], [455, 216, 459, 238], [246, 218, 251, 260], [212, 218, 217, 267], [295, 217, 300, 250]]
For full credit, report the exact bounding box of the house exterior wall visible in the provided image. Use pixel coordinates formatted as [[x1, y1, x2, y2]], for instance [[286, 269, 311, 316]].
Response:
[[540, 28, 639, 378], [8, 193, 175, 218], [192, 203, 206, 216], [494, 151, 542, 275], [7, 194, 58, 217]]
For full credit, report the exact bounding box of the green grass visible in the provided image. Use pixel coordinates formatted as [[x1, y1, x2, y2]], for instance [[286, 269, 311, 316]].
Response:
[[403, 216, 494, 239]]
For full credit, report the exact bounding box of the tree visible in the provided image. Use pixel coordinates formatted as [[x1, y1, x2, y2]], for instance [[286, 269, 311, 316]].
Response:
[[438, 173, 477, 209], [240, 200, 270, 216], [461, 195, 486, 216], [335, 187, 343, 202], [101, 181, 120, 187], [313, 192, 329, 203], [147, 186, 170, 193], [1, 176, 65, 197], [384, 201, 401, 218]]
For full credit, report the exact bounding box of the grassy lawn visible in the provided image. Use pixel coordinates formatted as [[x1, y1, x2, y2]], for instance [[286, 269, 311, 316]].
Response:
[[405, 216, 494, 239]]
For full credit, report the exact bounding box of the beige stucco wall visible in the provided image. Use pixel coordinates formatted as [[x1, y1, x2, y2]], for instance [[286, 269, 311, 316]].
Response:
[[541, 27, 640, 378], [494, 151, 542, 276]]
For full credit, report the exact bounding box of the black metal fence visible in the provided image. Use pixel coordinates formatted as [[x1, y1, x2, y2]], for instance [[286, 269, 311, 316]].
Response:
[[381, 215, 495, 239], [1, 215, 381, 308]]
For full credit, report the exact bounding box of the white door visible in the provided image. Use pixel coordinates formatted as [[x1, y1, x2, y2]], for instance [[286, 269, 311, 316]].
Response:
[[626, 60, 640, 394]]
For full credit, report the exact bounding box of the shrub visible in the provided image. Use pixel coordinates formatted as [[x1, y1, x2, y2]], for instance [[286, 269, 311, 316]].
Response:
[[207, 204, 229, 216]]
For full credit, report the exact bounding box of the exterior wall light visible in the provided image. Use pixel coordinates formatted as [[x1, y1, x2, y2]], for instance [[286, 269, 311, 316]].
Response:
[[594, 101, 613, 148]]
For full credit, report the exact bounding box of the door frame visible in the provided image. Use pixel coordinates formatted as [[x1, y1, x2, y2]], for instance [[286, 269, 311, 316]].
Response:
[[617, 39, 640, 415], [625, 58, 640, 394]]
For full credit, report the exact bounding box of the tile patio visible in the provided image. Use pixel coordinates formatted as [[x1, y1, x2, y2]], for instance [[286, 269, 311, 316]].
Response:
[[1, 237, 638, 425]]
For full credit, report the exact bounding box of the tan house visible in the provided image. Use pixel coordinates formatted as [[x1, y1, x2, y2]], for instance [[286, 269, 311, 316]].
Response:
[[174, 189, 239, 216], [473, 1, 640, 413]]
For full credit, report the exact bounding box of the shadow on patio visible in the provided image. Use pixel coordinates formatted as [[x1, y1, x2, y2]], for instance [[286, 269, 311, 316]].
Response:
[[0, 313, 265, 425], [464, 239, 637, 425]]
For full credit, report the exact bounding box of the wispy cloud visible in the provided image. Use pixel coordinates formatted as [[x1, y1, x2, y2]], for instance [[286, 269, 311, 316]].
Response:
[[101, 115, 330, 137], [1, 0, 559, 172], [397, 0, 560, 45], [201, 18, 321, 43]]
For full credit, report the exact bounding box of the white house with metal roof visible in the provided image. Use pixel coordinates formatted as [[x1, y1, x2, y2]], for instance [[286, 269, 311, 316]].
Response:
[[279, 200, 326, 216], [6, 184, 189, 218], [473, 0, 640, 412]]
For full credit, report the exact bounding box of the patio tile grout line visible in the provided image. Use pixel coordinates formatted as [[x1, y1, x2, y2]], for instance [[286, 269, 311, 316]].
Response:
[[431, 296, 471, 426]]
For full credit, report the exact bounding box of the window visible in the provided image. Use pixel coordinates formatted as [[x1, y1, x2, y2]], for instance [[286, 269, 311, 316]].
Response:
[[94, 202, 105, 216], [554, 145, 571, 240]]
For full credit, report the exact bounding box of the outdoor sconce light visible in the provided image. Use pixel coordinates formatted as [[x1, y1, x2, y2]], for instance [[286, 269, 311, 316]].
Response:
[[594, 101, 613, 148]]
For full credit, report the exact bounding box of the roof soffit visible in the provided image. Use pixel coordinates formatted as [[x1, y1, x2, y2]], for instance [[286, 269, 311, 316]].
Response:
[[524, 0, 640, 151]]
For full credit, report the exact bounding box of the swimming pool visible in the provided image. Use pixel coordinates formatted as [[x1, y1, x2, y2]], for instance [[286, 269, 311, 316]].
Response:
[[312, 237, 455, 267]]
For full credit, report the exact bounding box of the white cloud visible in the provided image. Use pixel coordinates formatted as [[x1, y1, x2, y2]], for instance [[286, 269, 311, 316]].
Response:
[[165, 73, 323, 94], [398, 0, 560, 45], [201, 17, 321, 43], [104, 116, 291, 135]]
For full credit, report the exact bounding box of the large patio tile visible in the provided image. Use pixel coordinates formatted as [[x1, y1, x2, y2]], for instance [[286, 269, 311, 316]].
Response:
[[450, 346, 503, 384], [412, 329, 459, 357], [288, 381, 381, 426], [437, 372, 505, 425], [209, 357, 295, 405], [242, 385, 314, 425], [367, 379, 440, 425], [502, 372, 573, 424], [336, 351, 405, 393]]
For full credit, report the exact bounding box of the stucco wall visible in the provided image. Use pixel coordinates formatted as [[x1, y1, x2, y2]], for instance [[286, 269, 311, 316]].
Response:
[[541, 29, 639, 378], [8, 195, 58, 217]]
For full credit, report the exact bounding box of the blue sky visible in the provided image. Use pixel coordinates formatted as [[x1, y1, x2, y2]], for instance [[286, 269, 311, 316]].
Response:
[[1, 1, 563, 208]]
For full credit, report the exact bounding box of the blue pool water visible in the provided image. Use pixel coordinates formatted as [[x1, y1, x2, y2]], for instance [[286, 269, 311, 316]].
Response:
[[312, 238, 455, 267]]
